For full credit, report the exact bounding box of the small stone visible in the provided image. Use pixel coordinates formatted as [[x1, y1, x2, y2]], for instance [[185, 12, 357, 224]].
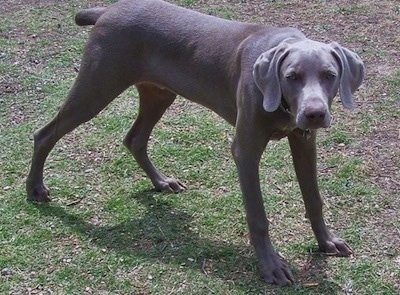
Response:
[[1, 268, 13, 276]]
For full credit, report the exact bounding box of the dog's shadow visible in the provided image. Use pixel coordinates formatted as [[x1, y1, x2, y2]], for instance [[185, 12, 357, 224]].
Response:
[[34, 190, 339, 292], [35, 190, 257, 280]]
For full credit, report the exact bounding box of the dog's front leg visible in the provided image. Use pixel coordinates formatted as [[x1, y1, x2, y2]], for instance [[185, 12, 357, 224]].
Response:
[[231, 117, 294, 286], [287, 130, 353, 256]]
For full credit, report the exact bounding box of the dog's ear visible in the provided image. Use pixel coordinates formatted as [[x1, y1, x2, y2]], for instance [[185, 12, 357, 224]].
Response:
[[253, 43, 290, 112], [330, 42, 365, 109]]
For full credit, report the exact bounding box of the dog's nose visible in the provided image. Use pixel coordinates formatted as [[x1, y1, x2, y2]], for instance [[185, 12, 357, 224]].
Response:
[[304, 107, 326, 124]]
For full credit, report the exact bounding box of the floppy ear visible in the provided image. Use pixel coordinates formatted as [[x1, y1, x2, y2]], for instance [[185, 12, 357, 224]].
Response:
[[253, 43, 290, 112], [330, 42, 365, 109]]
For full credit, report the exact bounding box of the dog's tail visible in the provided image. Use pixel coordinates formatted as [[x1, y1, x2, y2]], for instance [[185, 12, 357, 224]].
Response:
[[75, 7, 107, 26]]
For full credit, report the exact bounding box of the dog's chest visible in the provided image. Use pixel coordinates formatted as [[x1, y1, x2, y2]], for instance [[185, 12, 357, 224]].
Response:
[[270, 114, 297, 140], [270, 129, 292, 140]]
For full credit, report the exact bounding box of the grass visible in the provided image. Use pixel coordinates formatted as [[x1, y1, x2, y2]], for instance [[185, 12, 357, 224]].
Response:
[[1, 0, 399, 294]]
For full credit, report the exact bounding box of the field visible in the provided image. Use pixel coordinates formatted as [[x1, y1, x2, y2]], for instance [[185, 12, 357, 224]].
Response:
[[1, 0, 399, 294]]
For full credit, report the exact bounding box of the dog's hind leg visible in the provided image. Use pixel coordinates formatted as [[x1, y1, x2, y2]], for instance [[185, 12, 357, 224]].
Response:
[[26, 58, 131, 202], [123, 84, 187, 193]]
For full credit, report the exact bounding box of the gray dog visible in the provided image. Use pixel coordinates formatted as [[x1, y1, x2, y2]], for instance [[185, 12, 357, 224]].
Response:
[[26, 0, 364, 285]]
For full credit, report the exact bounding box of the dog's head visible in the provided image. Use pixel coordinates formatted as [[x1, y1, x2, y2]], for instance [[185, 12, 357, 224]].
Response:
[[253, 39, 364, 130]]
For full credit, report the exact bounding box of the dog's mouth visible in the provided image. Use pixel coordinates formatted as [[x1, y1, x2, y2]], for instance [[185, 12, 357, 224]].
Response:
[[296, 110, 332, 131]]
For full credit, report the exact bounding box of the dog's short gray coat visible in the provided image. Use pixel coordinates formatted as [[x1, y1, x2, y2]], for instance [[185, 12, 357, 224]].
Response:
[[26, 0, 364, 285]]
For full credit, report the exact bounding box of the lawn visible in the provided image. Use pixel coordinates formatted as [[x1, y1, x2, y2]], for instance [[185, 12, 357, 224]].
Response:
[[1, 0, 399, 294]]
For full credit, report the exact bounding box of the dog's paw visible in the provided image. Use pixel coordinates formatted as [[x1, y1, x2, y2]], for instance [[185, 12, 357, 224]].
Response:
[[319, 234, 353, 257], [155, 178, 187, 193], [26, 184, 51, 203], [260, 253, 294, 286]]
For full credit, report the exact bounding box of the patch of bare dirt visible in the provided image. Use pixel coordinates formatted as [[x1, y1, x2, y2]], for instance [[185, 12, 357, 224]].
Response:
[[1, 0, 55, 14]]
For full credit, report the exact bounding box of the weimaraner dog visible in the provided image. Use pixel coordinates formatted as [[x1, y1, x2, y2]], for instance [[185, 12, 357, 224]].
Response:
[[26, 0, 364, 285]]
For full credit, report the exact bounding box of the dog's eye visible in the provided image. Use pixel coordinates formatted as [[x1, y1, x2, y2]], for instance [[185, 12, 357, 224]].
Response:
[[325, 71, 337, 79], [286, 72, 297, 80]]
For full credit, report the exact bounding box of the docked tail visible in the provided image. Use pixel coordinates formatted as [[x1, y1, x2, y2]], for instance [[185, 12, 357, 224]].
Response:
[[75, 7, 107, 26]]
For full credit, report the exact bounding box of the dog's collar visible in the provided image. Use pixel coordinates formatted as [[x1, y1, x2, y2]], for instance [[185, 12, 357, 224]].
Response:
[[303, 129, 312, 139], [280, 99, 292, 115]]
